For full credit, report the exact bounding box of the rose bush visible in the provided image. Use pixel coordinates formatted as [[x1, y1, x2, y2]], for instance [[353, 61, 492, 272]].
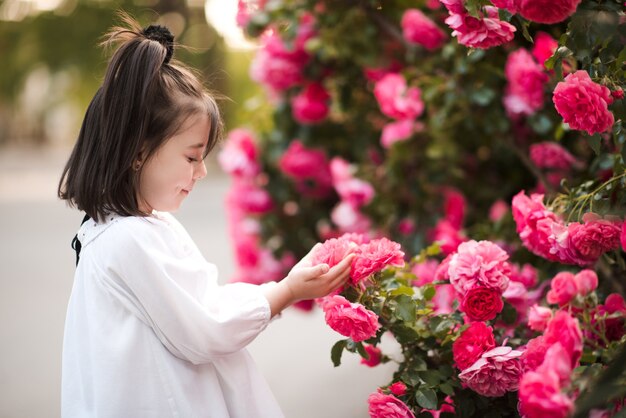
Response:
[[222, 0, 625, 416]]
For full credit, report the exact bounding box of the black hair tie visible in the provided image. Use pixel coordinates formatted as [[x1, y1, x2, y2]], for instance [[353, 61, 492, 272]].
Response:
[[142, 24, 174, 64]]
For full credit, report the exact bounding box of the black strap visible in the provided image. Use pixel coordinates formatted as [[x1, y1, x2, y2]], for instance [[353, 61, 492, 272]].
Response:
[[71, 214, 91, 266]]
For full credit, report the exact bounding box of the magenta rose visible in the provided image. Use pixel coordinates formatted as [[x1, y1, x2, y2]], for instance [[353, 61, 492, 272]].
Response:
[[401, 9, 446, 50], [544, 310, 583, 368], [444, 188, 466, 230], [368, 391, 415, 418], [489, 0, 519, 13], [532, 32, 558, 67], [621, 221, 626, 252], [374, 73, 424, 120], [546, 272, 577, 306], [292, 83, 330, 124], [519, 0, 581, 24], [452, 322, 496, 370], [323, 295, 381, 342], [350, 238, 405, 284], [388, 382, 407, 397], [458, 346, 523, 397], [444, 7, 516, 49], [574, 269, 598, 295], [278, 140, 332, 196], [564, 213, 622, 266], [504, 49, 548, 117], [440, 0, 466, 14], [460, 286, 504, 321], [218, 128, 261, 178], [361, 344, 382, 367], [537, 342, 574, 387], [530, 142, 581, 171], [553, 70, 614, 135], [519, 369, 574, 418], [448, 240, 510, 295]]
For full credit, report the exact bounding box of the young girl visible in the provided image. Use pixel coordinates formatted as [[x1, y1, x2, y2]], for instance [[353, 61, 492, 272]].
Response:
[[58, 14, 354, 418]]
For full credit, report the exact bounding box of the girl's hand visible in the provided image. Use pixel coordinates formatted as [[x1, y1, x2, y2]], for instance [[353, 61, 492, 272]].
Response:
[[263, 244, 355, 317]]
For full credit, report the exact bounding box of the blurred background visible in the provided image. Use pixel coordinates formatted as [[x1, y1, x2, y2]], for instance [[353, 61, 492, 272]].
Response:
[[0, 1, 397, 416]]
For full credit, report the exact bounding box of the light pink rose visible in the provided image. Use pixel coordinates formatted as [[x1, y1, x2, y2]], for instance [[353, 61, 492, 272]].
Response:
[[504, 49, 548, 117], [432, 284, 457, 315], [448, 240, 511, 295], [351, 238, 405, 283], [361, 344, 382, 367], [374, 74, 425, 120], [574, 269, 598, 295], [219, 128, 261, 178], [444, 7, 516, 50], [368, 391, 415, 418], [330, 157, 352, 184], [460, 286, 504, 321], [411, 259, 439, 286], [292, 83, 330, 124], [519, 0, 581, 24], [528, 304, 552, 331], [459, 346, 523, 397], [429, 219, 467, 256], [381, 119, 420, 148], [336, 178, 375, 208], [489, 200, 509, 222], [388, 382, 407, 396], [311, 236, 355, 268], [553, 70, 615, 135], [452, 322, 496, 370], [331, 201, 372, 234], [530, 142, 582, 171], [401, 9, 446, 50], [532, 32, 558, 67], [544, 310, 583, 367], [519, 369, 574, 418], [227, 180, 274, 214], [546, 272, 578, 306], [323, 295, 381, 342]]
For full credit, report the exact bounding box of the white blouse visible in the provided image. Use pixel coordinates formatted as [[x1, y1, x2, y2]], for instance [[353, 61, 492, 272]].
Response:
[[61, 212, 284, 418]]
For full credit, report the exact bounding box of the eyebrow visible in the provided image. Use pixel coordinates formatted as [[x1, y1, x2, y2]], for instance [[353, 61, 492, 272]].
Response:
[[188, 143, 206, 149]]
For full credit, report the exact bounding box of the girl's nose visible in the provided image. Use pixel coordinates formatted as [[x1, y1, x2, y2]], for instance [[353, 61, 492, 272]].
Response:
[[194, 160, 207, 180]]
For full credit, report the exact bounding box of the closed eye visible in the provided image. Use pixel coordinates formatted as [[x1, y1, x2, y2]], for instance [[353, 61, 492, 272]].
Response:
[[187, 156, 199, 163]]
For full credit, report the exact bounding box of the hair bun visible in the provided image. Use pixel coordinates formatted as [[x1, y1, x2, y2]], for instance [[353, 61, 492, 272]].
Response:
[[142, 25, 174, 64]]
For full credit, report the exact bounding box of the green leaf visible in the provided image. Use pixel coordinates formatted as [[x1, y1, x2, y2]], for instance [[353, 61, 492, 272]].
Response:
[[415, 388, 438, 410], [501, 302, 517, 325], [440, 382, 455, 396], [331, 340, 347, 367], [588, 134, 603, 155], [395, 294, 417, 322], [423, 285, 436, 301], [418, 370, 442, 386]]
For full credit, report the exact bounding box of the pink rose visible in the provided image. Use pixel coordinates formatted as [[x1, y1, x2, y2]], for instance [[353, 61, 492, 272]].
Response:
[[528, 304, 553, 331], [350, 238, 405, 283], [519, 0, 581, 24], [459, 346, 523, 397], [278, 140, 332, 195], [532, 32, 558, 67], [388, 382, 407, 397], [444, 188, 466, 230], [460, 286, 504, 321], [509, 263, 538, 288], [448, 240, 510, 295], [553, 70, 615, 135], [228, 182, 274, 214], [574, 269, 598, 295], [381, 119, 421, 148], [411, 259, 439, 286], [429, 219, 467, 256], [311, 236, 355, 268], [401, 9, 446, 50], [323, 295, 381, 342], [444, 7, 516, 50], [336, 178, 375, 208], [397, 218, 416, 236], [504, 49, 548, 117], [519, 369, 574, 418], [621, 221, 626, 251], [537, 342, 573, 387], [361, 344, 382, 367], [374, 74, 425, 120], [521, 336, 550, 372], [546, 272, 578, 306], [292, 83, 330, 124], [368, 391, 415, 418], [489, 200, 509, 222], [439, 0, 466, 14], [432, 284, 457, 315], [564, 213, 622, 266], [331, 201, 372, 234], [530, 142, 581, 171], [605, 293, 626, 313], [452, 322, 496, 370], [219, 128, 261, 178], [544, 310, 583, 367]]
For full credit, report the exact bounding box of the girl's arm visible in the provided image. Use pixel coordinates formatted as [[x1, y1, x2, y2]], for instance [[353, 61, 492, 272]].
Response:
[[263, 246, 354, 317]]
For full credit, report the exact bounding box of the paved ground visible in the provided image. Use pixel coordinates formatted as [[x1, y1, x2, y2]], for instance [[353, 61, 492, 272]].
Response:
[[0, 145, 397, 418]]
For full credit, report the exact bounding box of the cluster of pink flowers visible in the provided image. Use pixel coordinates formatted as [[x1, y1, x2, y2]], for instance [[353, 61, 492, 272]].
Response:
[[374, 73, 425, 148], [529, 142, 582, 171], [278, 140, 333, 197], [503, 48, 549, 117], [453, 323, 522, 397], [329, 157, 375, 234], [429, 188, 468, 256], [446, 240, 511, 321], [519, 310, 583, 417], [553, 70, 615, 135], [512, 191, 622, 266], [322, 295, 381, 342], [250, 15, 314, 94], [546, 269, 598, 306], [368, 390, 415, 418], [401, 9, 446, 50], [440, 0, 516, 49]]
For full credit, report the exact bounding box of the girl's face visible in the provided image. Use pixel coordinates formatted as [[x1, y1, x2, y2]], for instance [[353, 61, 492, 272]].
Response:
[[137, 113, 210, 213]]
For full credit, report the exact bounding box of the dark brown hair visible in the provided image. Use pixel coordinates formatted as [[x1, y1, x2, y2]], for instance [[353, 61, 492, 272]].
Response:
[[58, 12, 223, 222]]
